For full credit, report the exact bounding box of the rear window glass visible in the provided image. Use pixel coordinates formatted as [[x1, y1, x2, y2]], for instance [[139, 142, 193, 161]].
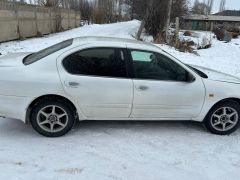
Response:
[[62, 48, 128, 78], [23, 39, 73, 65]]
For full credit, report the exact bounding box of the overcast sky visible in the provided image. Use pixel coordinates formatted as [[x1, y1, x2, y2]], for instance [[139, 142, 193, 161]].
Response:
[[190, 0, 240, 13]]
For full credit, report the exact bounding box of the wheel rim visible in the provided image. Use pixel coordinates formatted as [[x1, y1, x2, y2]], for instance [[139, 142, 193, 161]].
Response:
[[211, 107, 239, 132], [36, 105, 69, 133]]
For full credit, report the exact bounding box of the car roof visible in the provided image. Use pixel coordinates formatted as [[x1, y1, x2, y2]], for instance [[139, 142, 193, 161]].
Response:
[[72, 36, 159, 49]]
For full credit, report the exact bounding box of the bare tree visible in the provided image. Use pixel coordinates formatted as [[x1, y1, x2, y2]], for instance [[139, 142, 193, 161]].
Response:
[[219, 0, 226, 12], [37, 0, 60, 7], [135, 0, 154, 40], [93, 0, 123, 24], [77, 0, 94, 24], [125, 0, 134, 19], [192, 0, 211, 15], [127, 0, 188, 40], [165, 0, 173, 42], [207, 0, 214, 14]]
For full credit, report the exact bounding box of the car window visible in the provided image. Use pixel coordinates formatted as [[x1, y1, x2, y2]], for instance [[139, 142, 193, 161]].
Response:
[[23, 39, 73, 65], [62, 48, 128, 78], [131, 50, 188, 81]]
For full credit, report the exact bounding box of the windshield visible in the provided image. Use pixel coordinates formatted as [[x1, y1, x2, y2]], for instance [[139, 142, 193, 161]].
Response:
[[160, 48, 208, 79], [23, 39, 73, 65]]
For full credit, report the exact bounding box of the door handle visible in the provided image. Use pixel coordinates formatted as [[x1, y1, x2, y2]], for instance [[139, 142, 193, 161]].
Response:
[[136, 85, 149, 91], [65, 81, 80, 88]]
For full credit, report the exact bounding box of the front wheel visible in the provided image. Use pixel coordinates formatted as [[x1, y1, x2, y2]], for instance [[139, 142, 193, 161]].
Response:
[[31, 99, 75, 137], [204, 100, 240, 135]]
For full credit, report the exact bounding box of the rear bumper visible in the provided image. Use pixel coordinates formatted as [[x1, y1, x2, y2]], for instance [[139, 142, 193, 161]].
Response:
[[0, 95, 32, 123]]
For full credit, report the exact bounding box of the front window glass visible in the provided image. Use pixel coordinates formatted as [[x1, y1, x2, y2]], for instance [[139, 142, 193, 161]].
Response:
[[23, 39, 73, 65], [131, 50, 188, 81]]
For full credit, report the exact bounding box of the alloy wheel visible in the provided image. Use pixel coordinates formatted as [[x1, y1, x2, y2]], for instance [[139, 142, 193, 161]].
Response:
[[36, 105, 69, 133], [210, 107, 238, 132]]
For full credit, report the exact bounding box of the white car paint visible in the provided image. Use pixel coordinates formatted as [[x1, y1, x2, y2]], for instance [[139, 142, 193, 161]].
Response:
[[57, 42, 133, 119], [189, 64, 240, 84], [0, 37, 239, 123]]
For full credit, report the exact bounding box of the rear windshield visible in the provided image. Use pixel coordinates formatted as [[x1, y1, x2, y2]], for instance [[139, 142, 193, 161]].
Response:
[[23, 39, 73, 65]]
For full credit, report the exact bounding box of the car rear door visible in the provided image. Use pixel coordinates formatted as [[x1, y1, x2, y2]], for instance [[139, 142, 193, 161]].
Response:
[[57, 43, 133, 119], [128, 48, 206, 119]]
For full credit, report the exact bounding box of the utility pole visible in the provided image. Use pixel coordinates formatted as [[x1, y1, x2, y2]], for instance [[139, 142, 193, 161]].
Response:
[[165, 0, 173, 43]]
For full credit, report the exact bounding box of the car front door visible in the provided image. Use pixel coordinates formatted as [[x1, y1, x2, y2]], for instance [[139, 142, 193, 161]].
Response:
[[129, 49, 205, 119], [57, 45, 133, 119]]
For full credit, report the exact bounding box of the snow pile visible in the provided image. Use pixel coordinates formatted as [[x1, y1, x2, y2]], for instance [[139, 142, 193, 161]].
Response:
[[179, 30, 213, 48]]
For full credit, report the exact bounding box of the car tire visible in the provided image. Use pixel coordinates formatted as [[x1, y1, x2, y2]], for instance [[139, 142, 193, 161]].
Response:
[[204, 100, 240, 135], [31, 99, 75, 137]]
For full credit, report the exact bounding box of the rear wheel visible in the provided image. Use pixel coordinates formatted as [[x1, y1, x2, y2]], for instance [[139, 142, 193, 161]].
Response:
[[205, 100, 240, 135], [31, 99, 75, 137]]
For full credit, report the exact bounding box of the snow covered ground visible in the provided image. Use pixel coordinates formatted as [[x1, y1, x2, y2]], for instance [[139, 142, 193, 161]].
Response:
[[159, 33, 240, 78], [0, 20, 240, 180]]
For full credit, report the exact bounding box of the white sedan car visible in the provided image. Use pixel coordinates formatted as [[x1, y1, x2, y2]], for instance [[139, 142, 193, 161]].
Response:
[[0, 37, 240, 137]]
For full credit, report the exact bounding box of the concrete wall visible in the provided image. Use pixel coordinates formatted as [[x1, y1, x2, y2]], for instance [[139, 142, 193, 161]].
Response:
[[0, 2, 81, 42]]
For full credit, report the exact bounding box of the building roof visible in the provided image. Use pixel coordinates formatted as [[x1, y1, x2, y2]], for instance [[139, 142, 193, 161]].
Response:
[[214, 10, 240, 17], [183, 14, 240, 22]]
